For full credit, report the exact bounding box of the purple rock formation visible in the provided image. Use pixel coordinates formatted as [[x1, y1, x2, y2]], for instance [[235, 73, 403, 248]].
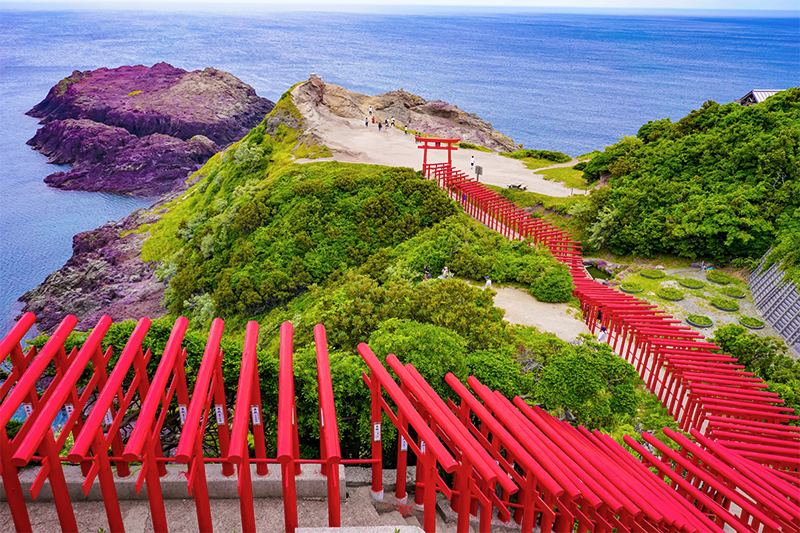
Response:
[[29, 119, 218, 196], [27, 63, 274, 195], [28, 63, 274, 145]]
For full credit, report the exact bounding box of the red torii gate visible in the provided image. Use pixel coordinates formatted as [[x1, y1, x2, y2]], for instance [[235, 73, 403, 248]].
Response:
[[416, 136, 460, 168]]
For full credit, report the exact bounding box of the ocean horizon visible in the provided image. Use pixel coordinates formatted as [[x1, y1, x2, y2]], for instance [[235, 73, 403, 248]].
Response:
[[1, 7, 798, 334]]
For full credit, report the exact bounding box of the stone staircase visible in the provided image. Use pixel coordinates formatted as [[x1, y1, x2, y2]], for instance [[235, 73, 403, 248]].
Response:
[[0, 468, 494, 533]]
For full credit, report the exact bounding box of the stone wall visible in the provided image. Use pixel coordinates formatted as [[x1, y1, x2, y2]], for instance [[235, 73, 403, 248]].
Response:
[[749, 258, 800, 356]]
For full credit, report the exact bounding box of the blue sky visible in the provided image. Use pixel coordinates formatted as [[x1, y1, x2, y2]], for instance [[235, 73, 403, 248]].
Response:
[[2, 0, 799, 11]]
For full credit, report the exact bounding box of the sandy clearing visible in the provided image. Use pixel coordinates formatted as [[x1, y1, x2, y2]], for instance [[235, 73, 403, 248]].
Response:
[[295, 91, 576, 197], [491, 286, 592, 342]]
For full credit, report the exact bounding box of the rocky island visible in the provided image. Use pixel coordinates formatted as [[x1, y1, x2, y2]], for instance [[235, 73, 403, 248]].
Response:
[[27, 62, 274, 196]]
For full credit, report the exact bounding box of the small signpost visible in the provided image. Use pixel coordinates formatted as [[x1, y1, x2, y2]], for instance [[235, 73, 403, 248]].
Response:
[[475, 165, 483, 181]]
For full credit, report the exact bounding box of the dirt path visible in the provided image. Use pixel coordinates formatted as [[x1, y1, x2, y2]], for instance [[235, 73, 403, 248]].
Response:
[[492, 286, 591, 342]]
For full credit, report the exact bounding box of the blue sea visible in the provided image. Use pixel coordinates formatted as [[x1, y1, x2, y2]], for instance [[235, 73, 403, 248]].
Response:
[[1, 7, 798, 336]]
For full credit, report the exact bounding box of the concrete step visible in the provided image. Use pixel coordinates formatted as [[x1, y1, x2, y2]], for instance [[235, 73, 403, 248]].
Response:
[[1, 463, 345, 502]]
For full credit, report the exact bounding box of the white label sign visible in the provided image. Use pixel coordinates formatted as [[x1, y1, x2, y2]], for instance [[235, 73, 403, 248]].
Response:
[[215, 405, 225, 425], [65, 404, 74, 417], [179, 405, 187, 425], [421, 441, 426, 453], [320, 409, 324, 428], [373, 422, 381, 442], [251, 406, 261, 426], [104, 409, 114, 426], [23, 403, 33, 417], [400, 436, 408, 451]]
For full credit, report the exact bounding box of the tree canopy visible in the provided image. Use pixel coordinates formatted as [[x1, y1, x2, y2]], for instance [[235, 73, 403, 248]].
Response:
[[576, 89, 800, 269]]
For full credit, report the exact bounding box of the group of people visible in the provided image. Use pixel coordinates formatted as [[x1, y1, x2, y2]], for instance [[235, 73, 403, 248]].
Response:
[[365, 106, 407, 134]]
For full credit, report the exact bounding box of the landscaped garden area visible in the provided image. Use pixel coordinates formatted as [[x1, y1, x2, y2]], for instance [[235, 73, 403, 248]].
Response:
[[601, 265, 777, 338]]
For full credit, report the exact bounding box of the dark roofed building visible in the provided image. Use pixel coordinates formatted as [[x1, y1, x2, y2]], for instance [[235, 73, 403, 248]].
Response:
[[735, 89, 781, 106]]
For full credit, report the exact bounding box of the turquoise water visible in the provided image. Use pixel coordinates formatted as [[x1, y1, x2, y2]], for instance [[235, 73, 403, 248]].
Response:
[[0, 8, 798, 334]]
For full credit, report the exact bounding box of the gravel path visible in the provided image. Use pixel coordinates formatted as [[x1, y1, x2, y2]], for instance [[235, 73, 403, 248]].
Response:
[[491, 286, 591, 342]]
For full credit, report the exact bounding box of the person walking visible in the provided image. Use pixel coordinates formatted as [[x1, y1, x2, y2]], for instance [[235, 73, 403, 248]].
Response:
[[365, 117, 369, 127], [597, 326, 608, 343], [391, 117, 395, 127], [484, 276, 492, 289], [369, 105, 373, 115], [424, 265, 431, 279], [372, 116, 375, 124], [471, 155, 475, 169], [378, 122, 382, 132], [404, 126, 407, 135]]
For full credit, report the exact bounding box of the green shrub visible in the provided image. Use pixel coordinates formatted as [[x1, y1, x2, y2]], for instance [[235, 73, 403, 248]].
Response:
[[724, 286, 746, 298], [573, 161, 588, 171], [656, 287, 683, 301], [639, 268, 665, 279], [678, 278, 705, 289], [368, 318, 468, 398], [458, 142, 493, 153], [529, 267, 574, 303], [464, 347, 532, 399], [711, 296, 739, 311], [536, 337, 639, 429], [687, 314, 713, 326], [506, 149, 572, 163], [706, 270, 734, 284], [740, 316, 765, 328], [620, 282, 643, 293], [5, 420, 23, 440]]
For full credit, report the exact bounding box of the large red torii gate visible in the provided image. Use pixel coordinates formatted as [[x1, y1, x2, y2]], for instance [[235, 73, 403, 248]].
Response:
[[416, 136, 460, 168]]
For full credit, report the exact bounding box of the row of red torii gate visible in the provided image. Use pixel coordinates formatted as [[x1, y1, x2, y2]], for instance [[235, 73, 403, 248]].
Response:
[[0, 138, 797, 533]]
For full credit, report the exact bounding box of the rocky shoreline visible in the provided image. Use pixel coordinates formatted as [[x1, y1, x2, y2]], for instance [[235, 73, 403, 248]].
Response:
[[19, 198, 173, 332]]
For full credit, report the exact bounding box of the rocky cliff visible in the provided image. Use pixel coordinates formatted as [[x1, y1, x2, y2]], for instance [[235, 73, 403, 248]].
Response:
[[19, 203, 171, 332], [27, 63, 274, 196], [304, 81, 520, 152]]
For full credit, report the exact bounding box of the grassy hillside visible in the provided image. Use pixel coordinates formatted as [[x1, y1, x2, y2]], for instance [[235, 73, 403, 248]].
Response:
[[575, 88, 800, 277]]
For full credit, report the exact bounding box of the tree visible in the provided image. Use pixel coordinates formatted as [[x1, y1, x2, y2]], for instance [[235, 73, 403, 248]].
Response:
[[535, 337, 639, 429]]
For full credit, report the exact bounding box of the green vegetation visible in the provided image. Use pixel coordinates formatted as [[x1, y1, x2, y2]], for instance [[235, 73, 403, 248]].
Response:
[[656, 287, 683, 301], [572, 89, 800, 268], [639, 268, 665, 279], [458, 142, 494, 153], [534, 166, 590, 189], [765, 211, 800, 286], [712, 324, 799, 426], [678, 278, 705, 289], [710, 296, 739, 312], [504, 149, 572, 164], [687, 314, 712, 326], [620, 282, 643, 293], [740, 316, 765, 328], [500, 148, 572, 171], [724, 286, 746, 298], [706, 271, 734, 284], [536, 336, 639, 428]]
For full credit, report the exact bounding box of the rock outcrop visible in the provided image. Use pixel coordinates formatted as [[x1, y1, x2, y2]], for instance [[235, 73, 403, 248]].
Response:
[[19, 203, 170, 332], [29, 119, 218, 196], [27, 63, 274, 196], [298, 80, 520, 152]]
